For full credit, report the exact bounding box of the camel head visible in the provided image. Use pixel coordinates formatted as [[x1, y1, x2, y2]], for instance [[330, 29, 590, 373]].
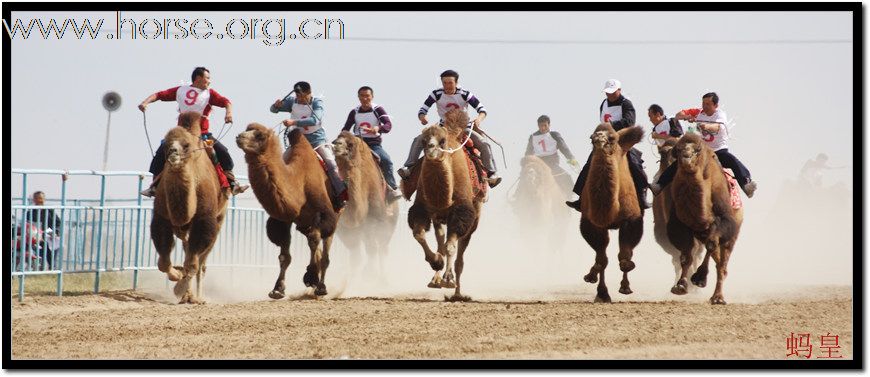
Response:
[[236, 123, 277, 155], [520, 155, 551, 188], [162, 126, 201, 169], [657, 137, 679, 167], [672, 133, 708, 174], [442, 108, 470, 139], [590, 123, 645, 157], [332, 131, 360, 162], [420, 125, 450, 161]]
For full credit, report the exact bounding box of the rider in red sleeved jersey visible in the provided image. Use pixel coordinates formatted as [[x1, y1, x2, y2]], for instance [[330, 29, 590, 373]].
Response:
[[137, 67, 249, 197]]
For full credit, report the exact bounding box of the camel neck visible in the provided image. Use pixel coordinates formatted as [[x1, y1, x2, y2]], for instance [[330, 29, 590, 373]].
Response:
[[420, 157, 454, 210]]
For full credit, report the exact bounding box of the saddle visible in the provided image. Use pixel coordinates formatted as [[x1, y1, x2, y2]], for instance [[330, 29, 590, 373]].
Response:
[[203, 139, 230, 189], [722, 168, 743, 210]]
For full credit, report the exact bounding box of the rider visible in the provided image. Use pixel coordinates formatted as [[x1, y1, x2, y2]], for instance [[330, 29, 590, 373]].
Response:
[[397, 69, 502, 188], [341, 86, 403, 201], [524, 115, 580, 197], [138, 67, 249, 197], [649, 92, 757, 198], [565, 79, 650, 211], [271, 81, 348, 210]]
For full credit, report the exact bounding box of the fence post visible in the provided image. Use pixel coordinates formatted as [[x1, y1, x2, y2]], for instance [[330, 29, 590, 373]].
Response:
[[94, 174, 107, 293], [18, 173, 28, 302], [133, 174, 144, 290], [57, 172, 68, 296]]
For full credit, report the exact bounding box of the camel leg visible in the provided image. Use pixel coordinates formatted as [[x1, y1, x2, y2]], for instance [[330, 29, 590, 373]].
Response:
[[303, 230, 323, 293], [315, 234, 333, 296], [708, 243, 730, 305], [579, 217, 610, 303], [691, 242, 713, 288], [151, 214, 182, 282], [175, 217, 217, 304], [617, 217, 643, 295], [440, 233, 459, 289], [448, 218, 477, 302], [266, 217, 292, 299], [434, 223, 447, 257], [409, 202, 443, 287], [667, 213, 697, 295]]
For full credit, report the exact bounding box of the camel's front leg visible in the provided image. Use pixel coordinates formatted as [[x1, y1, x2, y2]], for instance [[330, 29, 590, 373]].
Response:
[[409, 203, 443, 287], [709, 244, 730, 305], [692, 239, 716, 288], [440, 233, 459, 289], [617, 217, 643, 295], [434, 223, 447, 257], [667, 211, 697, 295], [266, 217, 292, 299], [580, 217, 611, 303], [151, 214, 182, 282]]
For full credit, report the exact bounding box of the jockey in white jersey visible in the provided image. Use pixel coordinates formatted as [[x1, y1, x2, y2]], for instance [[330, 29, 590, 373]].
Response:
[[649, 92, 757, 198], [137, 66, 249, 197], [397, 69, 502, 188]]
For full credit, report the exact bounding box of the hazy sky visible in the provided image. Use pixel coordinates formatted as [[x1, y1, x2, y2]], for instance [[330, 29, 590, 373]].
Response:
[[9, 11, 853, 203]]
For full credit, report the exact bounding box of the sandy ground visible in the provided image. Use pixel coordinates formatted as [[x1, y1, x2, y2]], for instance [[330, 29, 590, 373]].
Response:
[[11, 284, 852, 360]]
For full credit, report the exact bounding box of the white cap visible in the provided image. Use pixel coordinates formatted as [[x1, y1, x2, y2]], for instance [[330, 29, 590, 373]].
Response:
[[603, 79, 621, 94]]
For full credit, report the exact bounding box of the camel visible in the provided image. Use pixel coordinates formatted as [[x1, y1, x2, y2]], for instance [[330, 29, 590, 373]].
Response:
[[578, 123, 645, 303], [510, 155, 571, 253], [405, 109, 484, 301], [332, 131, 399, 283], [666, 133, 744, 305], [235, 123, 339, 298], [652, 138, 704, 288], [150, 112, 228, 304]]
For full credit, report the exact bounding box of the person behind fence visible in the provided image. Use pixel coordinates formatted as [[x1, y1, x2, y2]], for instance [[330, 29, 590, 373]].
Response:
[[397, 69, 502, 188], [271, 81, 348, 210], [565, 79, 650, 212], [341, 85, 403, 201], [649, 92, 757, 198], [524, 115, 580, 197], [25, 191, 61, 269], [137, 66, 249, 197]]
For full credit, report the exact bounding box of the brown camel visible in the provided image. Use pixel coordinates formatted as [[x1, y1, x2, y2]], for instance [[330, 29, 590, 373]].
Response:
[[151, 112, 228, 304], [579, 123, 645, 303], [666, 133, 744, 305], [510, 155, 571, 252], [332, 131, 399, 282], [235, 123, 339, 298], [406, 109, 484, 301], [652, 138, 704, 288]]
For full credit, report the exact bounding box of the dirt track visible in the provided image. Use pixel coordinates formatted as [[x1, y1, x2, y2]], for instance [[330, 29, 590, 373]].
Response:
[[11, 285, 852, 360]]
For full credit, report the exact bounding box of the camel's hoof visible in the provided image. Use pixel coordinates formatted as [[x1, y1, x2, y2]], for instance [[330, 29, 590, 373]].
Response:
[[594, 294, 612, 303], [268, 290, 285, 300], [440, 280, 457, 289], [619, 286, 633, 295], [583, 273, 598, 284], [428, 258, 444, 271], [445, 293, 472, 302], [671, 283, 688, 295], [314, 284, 328, 297], [710, 296, 727, 305], [303, 270, 318, 287], [178, 292, 193, 304], [427, 281, 440, 289], [690, 272, 707, 288], [619, 260, 636, 272]]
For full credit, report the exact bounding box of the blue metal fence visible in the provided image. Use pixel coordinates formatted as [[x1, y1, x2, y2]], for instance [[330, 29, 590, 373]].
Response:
[[10, 169, 306, 301]]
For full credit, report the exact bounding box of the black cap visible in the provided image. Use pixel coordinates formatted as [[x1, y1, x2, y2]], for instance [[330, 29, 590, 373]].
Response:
[[293, 81, 311, 94]]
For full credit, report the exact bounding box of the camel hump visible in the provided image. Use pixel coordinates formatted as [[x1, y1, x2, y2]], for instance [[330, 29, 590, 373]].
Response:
[[178, 112, 203, 135], [287, 128, 307, 147], [617, 126, 644, 149]]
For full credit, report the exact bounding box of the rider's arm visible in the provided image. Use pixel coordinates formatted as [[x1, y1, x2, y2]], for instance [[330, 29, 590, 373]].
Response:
[[270, 97, 293, 113], [675, 108, 701, 120], [418, 91, 437, 117], [139, 87, 179, 110], [669, 118, 684, 137], [610, 98, 636, 131], [525, 135, 534, 156], [375, 106, 393, 133], [551, 131, 576, 161], [294, 98, 324, 128], [342, 109, 356, 132], [209, 89, 232, 121]]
